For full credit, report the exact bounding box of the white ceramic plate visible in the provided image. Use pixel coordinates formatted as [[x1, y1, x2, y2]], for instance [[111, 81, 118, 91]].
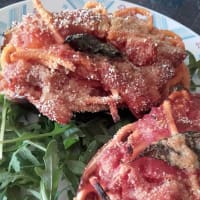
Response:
[[0, 1, 200, 199], [0, 0, 200, 60]]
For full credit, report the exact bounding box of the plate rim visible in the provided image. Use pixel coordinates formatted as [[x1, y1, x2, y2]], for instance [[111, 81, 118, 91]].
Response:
[[0, 0, 200, 60], [0, 0, 199, 37]]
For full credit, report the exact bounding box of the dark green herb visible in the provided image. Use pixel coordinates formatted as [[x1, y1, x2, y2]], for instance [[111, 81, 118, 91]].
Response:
[[0, 96, 132, 200], [187, 51, 200, 90], [35, 140, 62, 200], [64, 33, 121, 58]]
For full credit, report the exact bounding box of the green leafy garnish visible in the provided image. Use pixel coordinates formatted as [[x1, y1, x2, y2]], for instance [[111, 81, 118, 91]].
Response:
[[0, 96, 133, 200], [0, 97, 9, 160], [187, 51, 200, 90], [35, 140, 61, 200]]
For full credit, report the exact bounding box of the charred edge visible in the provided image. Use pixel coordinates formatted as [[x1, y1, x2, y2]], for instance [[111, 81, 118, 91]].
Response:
[[64, 33, 121, 58], [185, 132, 200, 162], [138, 142, 171, 164], [138, 132, 200, 165], [90, 179, 111, 200]]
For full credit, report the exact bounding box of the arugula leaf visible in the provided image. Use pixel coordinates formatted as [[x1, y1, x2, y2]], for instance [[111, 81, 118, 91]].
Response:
[[0, 171, 18, 190], [35, 140, 61, 200], [0, 170, 38, 192], [66, 160, 85, 176], [8, 144, 40, 172], [2, 123, 72, 145], [0, 188, 7, 200], [187, 51, 200, 90], [62, 123, 83, 149], [0, 97, 9, 159], [0, 92, 133, 200], [25, 189, 41, 200]]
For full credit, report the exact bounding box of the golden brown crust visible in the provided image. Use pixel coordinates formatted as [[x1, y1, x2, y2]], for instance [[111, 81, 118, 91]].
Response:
[[0, 0, 190, 124]]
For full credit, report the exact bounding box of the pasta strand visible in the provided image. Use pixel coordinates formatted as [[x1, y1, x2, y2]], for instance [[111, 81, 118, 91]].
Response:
[[32, 0, 64, 44]]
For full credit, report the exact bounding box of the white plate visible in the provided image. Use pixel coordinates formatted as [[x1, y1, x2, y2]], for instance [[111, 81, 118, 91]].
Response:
[[0, 0, 200, 60], [0, 1, 199, 199]]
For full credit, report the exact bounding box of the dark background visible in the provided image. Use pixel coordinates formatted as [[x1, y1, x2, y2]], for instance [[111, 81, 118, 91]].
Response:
[[1, 0, 200, 34]]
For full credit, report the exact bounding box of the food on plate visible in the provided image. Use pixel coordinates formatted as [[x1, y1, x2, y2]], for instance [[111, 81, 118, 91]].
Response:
[[76, 90, 200, 200], [1, 0, 199, 200], [0, 0, 190, 124]]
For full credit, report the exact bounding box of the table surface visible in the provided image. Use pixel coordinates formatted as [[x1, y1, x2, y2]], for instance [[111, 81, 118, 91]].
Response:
[[0, 0, 200, 34]]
